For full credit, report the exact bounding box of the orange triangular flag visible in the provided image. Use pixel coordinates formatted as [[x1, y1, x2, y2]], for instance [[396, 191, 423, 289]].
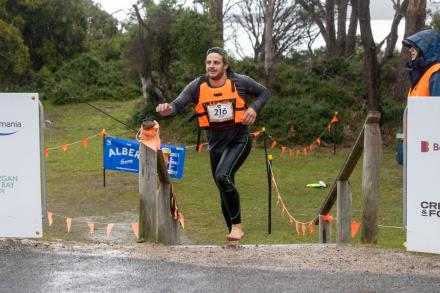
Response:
[[277, 192, 280, 205], [309, 144, 313, 151], [45, 148, 49, 158], [331, 115, 339, 123], [47, 212, 53, 226], [82, 138, 88, 149], [281, 146, 286, 154], [106, 223, 114, 237], [322, 214, 333, 223], [66, 218, 72, 233], [100, 129, 106, 137], [289, 148, 293, 157], [270, 141, 277, 150], [289, 217, 294, 225], [131, 223, 139, 239], [295, 221, 300, 235], [302, 223, 306, 236], [296, 149, 300, 158], [327, 124, 332, 131], [63, 144, 68, 153], [198, 144, 203, 152], [308, 222, 315, 234], [251, 131, 261, 138], [316, 138, 321, 146], [281, 207, 285, 216], [178, 213, 185, 229], [87, 222, 95, 234], [303, 147, 307, 155], [351, 221, 361, 238]]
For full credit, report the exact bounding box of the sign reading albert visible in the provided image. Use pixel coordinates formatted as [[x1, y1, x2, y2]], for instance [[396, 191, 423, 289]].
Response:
[[0, 93, 43, 238], [407, 97, 440, 254]]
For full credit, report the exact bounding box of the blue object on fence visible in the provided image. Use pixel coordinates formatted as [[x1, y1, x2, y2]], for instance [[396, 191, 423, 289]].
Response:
[[104, 137, 140, 173], [161, 144, 186, 179], [396, 140, 403, 166], [103, 137, 186, 179]]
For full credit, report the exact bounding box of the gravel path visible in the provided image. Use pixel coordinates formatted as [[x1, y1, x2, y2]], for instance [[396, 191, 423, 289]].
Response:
[[1, 239, 440, 276]]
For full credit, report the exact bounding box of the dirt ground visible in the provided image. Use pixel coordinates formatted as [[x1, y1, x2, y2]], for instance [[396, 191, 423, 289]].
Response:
[[2, 238, 440, 277]]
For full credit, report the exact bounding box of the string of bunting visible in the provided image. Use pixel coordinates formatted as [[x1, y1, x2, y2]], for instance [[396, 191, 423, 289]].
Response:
[[47, 211, 141, 239], [269, 163, 362, 238], [251, 112, 340, 159]]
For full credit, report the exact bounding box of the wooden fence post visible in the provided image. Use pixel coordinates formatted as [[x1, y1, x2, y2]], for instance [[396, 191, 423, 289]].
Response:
[[319, 215, 332, 243], [138, 143, 180, 245], [361, 111, 381, 244], [337, 180, 352, 244]]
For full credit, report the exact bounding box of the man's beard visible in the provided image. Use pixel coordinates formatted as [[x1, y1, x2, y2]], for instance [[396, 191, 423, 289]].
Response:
[[208, 70, 224, 81]]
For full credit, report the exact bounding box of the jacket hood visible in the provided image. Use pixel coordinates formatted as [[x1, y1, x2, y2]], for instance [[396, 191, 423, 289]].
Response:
[[403, 29, 440, 64]]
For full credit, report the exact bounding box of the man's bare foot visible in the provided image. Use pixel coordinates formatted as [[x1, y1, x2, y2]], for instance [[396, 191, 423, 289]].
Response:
[[227, 224, 244, 241]]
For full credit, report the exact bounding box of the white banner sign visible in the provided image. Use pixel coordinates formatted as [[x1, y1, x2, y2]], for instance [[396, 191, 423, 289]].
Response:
[[407, 97, 440, 254], [0, 93, 42, 238]]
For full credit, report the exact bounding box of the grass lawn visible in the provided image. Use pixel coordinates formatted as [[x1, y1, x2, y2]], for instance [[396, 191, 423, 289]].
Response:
[[42, 99, 405, 249]]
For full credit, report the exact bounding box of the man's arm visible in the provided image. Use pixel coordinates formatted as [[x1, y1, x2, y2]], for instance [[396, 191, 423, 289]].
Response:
[[156, 78, 200, 116], [429, 72, 440, 96], [234, 74, 270, 125]]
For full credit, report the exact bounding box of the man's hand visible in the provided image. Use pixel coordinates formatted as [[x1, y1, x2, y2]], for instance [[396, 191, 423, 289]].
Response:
[[242, 108, 257, 125], [156, 103, 173, 116]]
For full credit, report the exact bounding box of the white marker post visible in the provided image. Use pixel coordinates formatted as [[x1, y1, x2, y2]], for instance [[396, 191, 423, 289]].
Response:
[[407, 97, 440, 254], [0, 93, 43, 238]]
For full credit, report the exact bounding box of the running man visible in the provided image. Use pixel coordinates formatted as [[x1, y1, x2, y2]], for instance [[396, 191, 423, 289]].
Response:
[[156, 47, 270, 242]]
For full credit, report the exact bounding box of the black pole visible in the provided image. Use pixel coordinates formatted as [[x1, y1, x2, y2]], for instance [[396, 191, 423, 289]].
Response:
[[196, 127, 201, 151], [333, 122, 336, 155], [103, 134, 106, 188], [262, 129, 272, 234]]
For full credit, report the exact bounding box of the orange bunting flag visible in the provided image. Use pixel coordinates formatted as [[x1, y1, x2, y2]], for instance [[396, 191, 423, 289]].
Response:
[[351, 221, 361, 238], [251, 131, 261, 138], [100, 129, 106, 137], [289, 148, 293, 157], [178, 214, 185, 229], [295, 221, 300, 235], [63, 144, 68, 153], [47, 212, 53, 226], [316, 138, 321, 146], [303, 147, 307, 155], [198, 144, 203, 152], [106, 223, 114, 237], [331, 115, 339, 123], [281, 146, 286, 154], [281, 207, 285, 216], [296, 149, 300, 158], [66, 218, 72, 233], [45, 148, 49, 158], [289, 217, 294, 225], [270, 141, 277, 150], [302, 223, 306, 236], [322, 214, 333, 223], [82, 138, 88, 149], [277, 192, 280, 205], [327, 124, 332, 131], [87, 222, 95, 234], [309, 144, 313, 151], [131, 223, 139, 239], [308, 222, 315, 234]]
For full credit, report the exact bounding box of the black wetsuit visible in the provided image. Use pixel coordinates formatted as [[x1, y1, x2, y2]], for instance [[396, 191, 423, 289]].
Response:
[[170, 71, 270, 231]]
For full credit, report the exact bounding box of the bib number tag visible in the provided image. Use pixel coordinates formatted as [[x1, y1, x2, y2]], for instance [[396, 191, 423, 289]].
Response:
[[207, 102, 234, 123]]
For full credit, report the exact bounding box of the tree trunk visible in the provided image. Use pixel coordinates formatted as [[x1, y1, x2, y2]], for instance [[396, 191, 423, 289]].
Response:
[[394, 0, 426, 101], [325, 0, 338, 57], [358, 0, 380, 111], [345, 0, 358, 57], [336, 0, 349, 57], [210, 0, 224, 44], [264, 0, 276, 88]]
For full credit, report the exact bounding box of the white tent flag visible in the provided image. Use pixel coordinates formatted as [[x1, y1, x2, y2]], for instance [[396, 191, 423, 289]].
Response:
[[0, 93, 43, 238], [407, 97, 440, 254]]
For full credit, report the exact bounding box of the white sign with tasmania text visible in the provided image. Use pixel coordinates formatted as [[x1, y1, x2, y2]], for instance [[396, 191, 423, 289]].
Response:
[[0, 93, 42, 238], [407, 97, 440, 254]]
